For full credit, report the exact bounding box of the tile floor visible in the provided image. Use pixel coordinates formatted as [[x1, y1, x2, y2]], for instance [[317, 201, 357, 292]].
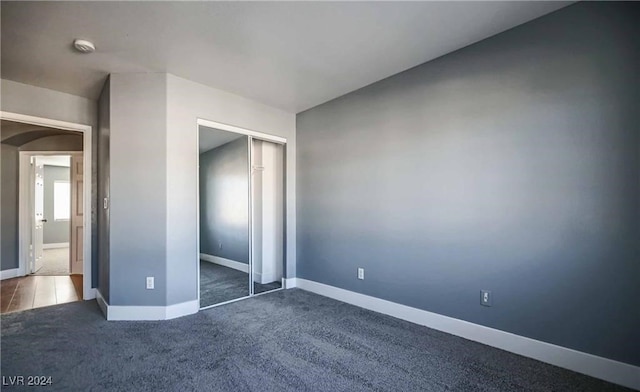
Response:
[[0, 275, 82, 314]]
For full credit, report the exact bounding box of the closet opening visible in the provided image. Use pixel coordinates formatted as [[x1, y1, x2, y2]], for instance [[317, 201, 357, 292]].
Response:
[[197, 121, 286, 309]]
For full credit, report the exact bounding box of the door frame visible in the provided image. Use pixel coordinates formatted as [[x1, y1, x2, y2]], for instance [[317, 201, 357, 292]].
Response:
[[23, 152, 78, 274], [2, 111, 94, 300], [196, 118, 286, 309]]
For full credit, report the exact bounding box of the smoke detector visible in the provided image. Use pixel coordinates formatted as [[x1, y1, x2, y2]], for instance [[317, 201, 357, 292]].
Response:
[[73, 39, 95, 53]]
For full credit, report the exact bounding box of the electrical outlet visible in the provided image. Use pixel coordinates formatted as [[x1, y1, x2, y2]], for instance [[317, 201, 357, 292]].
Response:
[[146, 277, 155, 290], [481, 290, 492, 306], [218, 242, 222, 249], [357, 268, 365, 280]]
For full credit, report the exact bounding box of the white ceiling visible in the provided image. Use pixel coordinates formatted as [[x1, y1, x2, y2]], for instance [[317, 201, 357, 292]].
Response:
[[1, 1, 571, 113], [199, 126, 245, 154]]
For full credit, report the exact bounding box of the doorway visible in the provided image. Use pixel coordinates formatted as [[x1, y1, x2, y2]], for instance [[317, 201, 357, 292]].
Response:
[[31, 155, 73, 276], [197, 120, 286, 309], [22, 152, 84, 278], [0, 112, 93, 313]]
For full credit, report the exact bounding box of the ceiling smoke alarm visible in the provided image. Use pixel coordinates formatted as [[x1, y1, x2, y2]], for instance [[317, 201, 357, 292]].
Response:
[[73, 39, 95, 53]]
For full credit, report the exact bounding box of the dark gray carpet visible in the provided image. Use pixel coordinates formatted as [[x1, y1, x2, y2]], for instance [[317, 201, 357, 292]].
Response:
[[200, 261, 281, 307], [253, 276, 282, 296], [0, 289, 632, 392], [200, 261, 250, 307]]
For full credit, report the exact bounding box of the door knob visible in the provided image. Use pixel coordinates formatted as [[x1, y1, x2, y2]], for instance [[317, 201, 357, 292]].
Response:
[[41, 219, 48, 223]]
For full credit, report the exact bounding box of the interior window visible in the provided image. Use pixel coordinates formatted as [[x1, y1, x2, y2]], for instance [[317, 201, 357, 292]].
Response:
[[53, 181, 70, 221]]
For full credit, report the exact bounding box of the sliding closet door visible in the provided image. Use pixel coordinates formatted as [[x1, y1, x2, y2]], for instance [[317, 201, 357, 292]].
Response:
[[198, 124, 286, 309], [250, 139, 284, 295], [199, 126, 251, 308]]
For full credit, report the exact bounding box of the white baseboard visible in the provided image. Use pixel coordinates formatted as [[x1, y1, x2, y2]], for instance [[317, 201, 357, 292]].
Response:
[[0, 268, 20, 280], [295, 278, 640, 390], [95, 290, 108, 318], [95, 290, 198, 321], [283, 277, 297, 289], [83, 287, 96, 301], [43, 242, 69, 249], [165, 300, 200, 320], [200, 253, 249, 273]]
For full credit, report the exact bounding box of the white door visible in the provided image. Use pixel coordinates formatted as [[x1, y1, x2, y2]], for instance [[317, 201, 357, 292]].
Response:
[[32, 158, 45, 273], [69, 153, 83, 275]]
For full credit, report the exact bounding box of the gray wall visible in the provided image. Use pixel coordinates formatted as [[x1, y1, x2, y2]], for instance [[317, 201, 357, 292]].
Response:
[[296, 2, 639, 367], [102, 72, 293, 309], [1, 144, 19, 270], [0, 79, 96, 126], [0, 79, 98, 287], [98, 77, 111, 302], [109, 73, 167, 306], [165, 74, 295, 307], [199, 137, 249, 263], [43, 165, 70, 244]]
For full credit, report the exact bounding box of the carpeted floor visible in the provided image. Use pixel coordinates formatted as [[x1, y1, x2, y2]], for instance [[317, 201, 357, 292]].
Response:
[[0, 289, 631, 392], [200, 261, 250, 307], [200, 261, 281, 308], [34, 248, 70, 275]]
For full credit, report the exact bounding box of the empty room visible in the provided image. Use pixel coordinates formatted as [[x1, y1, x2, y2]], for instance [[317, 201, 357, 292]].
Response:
[[0, 1, 638, 391]]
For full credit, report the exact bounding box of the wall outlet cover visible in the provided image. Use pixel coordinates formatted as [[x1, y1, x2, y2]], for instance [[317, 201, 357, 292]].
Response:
[[481, 290, 492, 306], [146, 277, 155, 290], [357, 268, 365, 280]]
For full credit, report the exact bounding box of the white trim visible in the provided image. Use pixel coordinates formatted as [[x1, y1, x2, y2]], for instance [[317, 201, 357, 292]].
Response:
[[199, 286, 282, 313], [95, 290, 108, 318], [197, 118, 286, 145], [84, 287, 96, 300], [295, 279, 640, 390], [252, 287, 284, 298], [248, 136, 254, 295], [43, 242, 69, 249], [283, 277, 297, 289], [3, 111, 94, 301], [199, 294, 251, 311], [165, 300, 201, 320], [106, 301, 199, 321], [96, 289, 199, 321], [0, 112, 91, 132], [196, 127, 201, 306], [200, 253, 249, 273], [0, 268, 20, 280]]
